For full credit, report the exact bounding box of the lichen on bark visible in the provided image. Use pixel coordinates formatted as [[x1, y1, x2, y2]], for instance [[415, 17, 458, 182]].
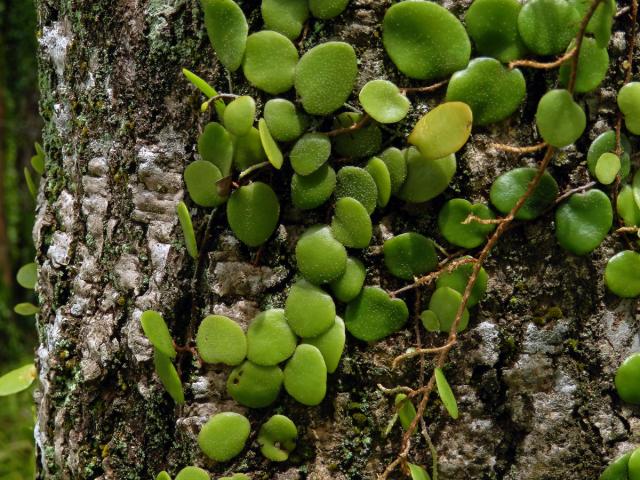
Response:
[[33, 0, 639, 479]]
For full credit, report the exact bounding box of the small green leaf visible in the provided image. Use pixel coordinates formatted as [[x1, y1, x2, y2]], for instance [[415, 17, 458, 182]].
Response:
[[257, 414, 298, 461], [247, 309, 297, 366], [196, 315, 247, 365], [615, 353, 640, 404], [434, 367, 459, 419], [291, 164, 337, 210], [397, 148, 457, 203], [344, 286, 409, 342], [290, 133, 331, 176], [329, 256, 366, 303], [490, 167, 559, 220], [153, 349, 184, 404], [422, 287, 470, 333], [184, 160, 226, 207], [174, 467, 208, 480], [285, 279, 336, 337], [176, 201, 198, 259], [571, 0, 615, 48], [617, 185, 640, 227], [332, 112, 382, 159], [198, 412, 251, 461], [232, 126, 267, 170], [408, 102, 472, 161], [227, 361, 283, 408], [365, 157, 392, 208], [335, 166, 378, 214], [303, 316, 346, 373], [264, 98, 309, 142], [359, 80, 410, 124], [517, 0, 580, 55], [438, 198, 496, 248], [224, 96, 256, 137], [618, 82, 640, 135], [141, 310, 177, 359], [258, 118, 284, 169], [31, 142, 45, 175], [605, 250, 640, 298], [261, 0, 309, 40], [14, 302, 40, 316], [331, 197, 373, 248], [379, 147, 407, 195], [383, 0, 470, 80], [283, 344, 327, 406], [599, 451, 632, 480], [0, 364, 37, 396], [558, 38, 609, 93], [436, 259, 488, 307], [294, 42, 358, 115], [309, 0, 349, 19], [182, 68, 225, 117], [243, 31, 298, 94], [395, 393, 417, 430], [198, 122, 233, 176], [295, 225, 347, 284], [408, 463, 431, 480], [587, 130, 631, 180], [535, 89, 586, 147], [155, 471, 172, 480], [24, 167, 37, 199], [594, 153, 620, 185], [227, 182, 280, 247], [383, 233, 437, 280], [202, 0, 248, 72], [17, 262, 37, 289]]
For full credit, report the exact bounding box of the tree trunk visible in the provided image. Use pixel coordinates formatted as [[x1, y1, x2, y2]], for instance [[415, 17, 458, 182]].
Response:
[[34, 0, 638, 479]]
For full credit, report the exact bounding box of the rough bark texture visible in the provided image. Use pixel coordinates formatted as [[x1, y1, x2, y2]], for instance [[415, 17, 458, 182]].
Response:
[[34, 0, 639, 479]]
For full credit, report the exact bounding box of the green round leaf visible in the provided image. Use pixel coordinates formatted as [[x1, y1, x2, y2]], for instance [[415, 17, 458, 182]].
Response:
[[331, 197, 372, 248], [329, 257, 366, 303], [489, 167, 559, 220], [175, 467, 209, 480], [285, 279, 336, 337], [594, 153, 620, 185], [615, 353, 640, 404], [295, 42, 358, 115], [558, 37, 609, 93], [629, 448, 640, 480], [303, 316, 346, 373], [335, 166, 378, 214], [196, 314, 247, 365], [587, 130, 632, 180], [16, 262, 37, 289], [258, 414, 298, 462], [436, 259, 488, 307], [571, 0, 615, 48], [465, 0, 527, 62], [397, 148, 456, 203], [198, 412, 250, 461], [408, 463, 431, 480], [247, 309, 297, 366], [284, 344, 327, 405], [365, 157, 392, 208], [202, 0, 248, 71], [243, 31, 298, 94], [227, 182, 280, 247], [555, 189, 612, 255], [395, 393, 417, 430], [535, 89, 586, 148], [382, 0, 471, 80], [296, 225, 347, 284], [14, 302, 39, 316], [291, 164, 337, 210], [184, 160, 226, 207], [421, 287, 470, 333], [359, 80, 410, 124], [258, 118, 284, 169], [618, 82, 640, 135], [198, 122, 233, 176], [224, 96, 256, 137], [617, 185, 640, 227], [232, 127, 267, 171], [261, 0, 309, 40], [332, 112, 382, 159], [517, 0, 580, 55], [379, 147, 407, 195], [177, 201, 198, 259], [599, 452, 632, 480], [155, 470, 172, 480], [264, 98, 309, 142], [153, 350, 184, 404], [227, 361, 284, 408], [408, 102, 472, 161], [605, 250, 640, 298], [141, 310, 177, 359], [309, 0, 349, 19], [0, 364, 36, 396], [445, 58, 525, 126], [290, 133, 331, 175], [383, 232, 438, 280], [435, 367, 459, 419], [345, 286, 409, 342], [438, 199, 496, 249]]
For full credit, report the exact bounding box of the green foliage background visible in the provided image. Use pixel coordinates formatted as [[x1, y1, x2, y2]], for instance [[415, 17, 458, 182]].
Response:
[[0, 0, 41, 477]]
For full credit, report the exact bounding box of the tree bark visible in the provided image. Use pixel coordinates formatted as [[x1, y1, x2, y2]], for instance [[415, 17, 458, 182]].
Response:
[[34, 0, 639, 479]]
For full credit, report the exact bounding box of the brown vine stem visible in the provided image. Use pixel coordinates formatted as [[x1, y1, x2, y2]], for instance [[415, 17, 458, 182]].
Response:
[[461, 214, 505, 225], [615, 0, 638, 155], [389, 256, 476, 297], [400, 79, 449, 95], [509, 47, 577, 70], [238, 161, 271, 181], [392, 341, 457, 369], [616, 226, 640, 234], [554, 180, 597, 205], [490, 141, 547, 154], [201, 92, 238, 111], [324, 113, 371, 137]]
